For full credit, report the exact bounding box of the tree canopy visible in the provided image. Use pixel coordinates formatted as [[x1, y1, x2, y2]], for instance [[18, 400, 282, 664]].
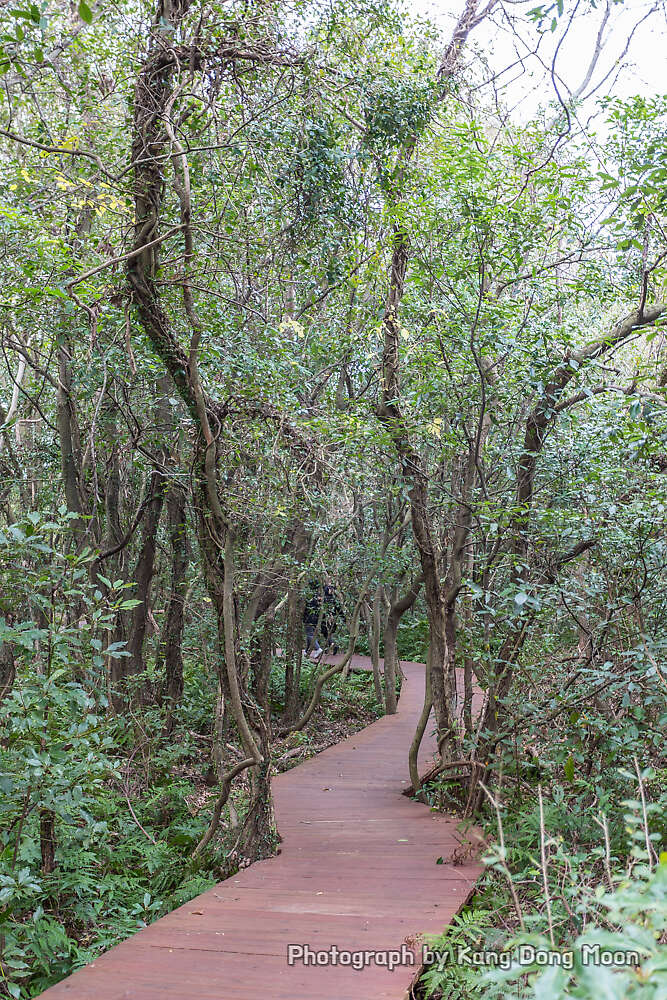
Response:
[[1, 0, 666, 996]]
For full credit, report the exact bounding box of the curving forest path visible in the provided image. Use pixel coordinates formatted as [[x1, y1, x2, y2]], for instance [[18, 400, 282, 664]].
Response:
[[38, 657, 483, 1000]]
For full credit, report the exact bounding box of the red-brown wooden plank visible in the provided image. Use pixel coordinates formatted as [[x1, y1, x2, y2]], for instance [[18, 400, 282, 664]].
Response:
[[36, 660, 482, 1000]]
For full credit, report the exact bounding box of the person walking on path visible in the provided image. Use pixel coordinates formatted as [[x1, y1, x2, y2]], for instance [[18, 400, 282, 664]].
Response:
[[303, 580, 323, 657], [303, 579, 344, 657], [321, 582, 343, 654]]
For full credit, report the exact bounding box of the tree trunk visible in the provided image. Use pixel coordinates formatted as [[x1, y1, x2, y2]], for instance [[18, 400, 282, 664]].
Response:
[[112, 468, 166, 705], [382, 611, 400, 715], [160, 485, 188, 731], [376, 0, 500, 767], [0, 639, 15, 705], [283, 583, 303, 724], [367, 586, 384, 706], [235, 624, 276, 862], [212, 680, 227, 780], [428, 611, 457, 762], [39, 808, 56, 874], [383, 575, 422, 714]]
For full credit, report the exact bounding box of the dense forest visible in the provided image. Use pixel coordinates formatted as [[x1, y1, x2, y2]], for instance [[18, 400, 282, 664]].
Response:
[[0, 0, 666, 997]]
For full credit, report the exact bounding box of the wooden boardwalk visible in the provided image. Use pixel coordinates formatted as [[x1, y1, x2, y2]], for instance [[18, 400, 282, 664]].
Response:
[[38, 657, 482, 1000]]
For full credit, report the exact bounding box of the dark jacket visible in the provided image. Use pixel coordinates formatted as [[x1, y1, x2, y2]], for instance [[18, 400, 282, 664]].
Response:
[[303, 583, 342, 629], [303, 586, 322, 626]]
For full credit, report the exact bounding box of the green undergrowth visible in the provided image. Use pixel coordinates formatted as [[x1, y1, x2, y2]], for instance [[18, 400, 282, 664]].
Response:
[[1, 671, 219, 998], [418, 765, 667, 999], [0, 655, 384, 998]]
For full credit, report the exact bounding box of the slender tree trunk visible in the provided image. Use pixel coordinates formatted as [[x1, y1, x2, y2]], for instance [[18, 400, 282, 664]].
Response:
[[160, 485, 188, 732], [100, 395, 124, 563], [56, 347, 85, 521], [383, 575, 422, 714], [461, 546, 475, 737], [408, 653, 433, 798], [367, 586, 384, 706], [212, 680, 227, 779], [235, 624, 276, 861], [283, 583, 303, 724], [57, 208, 95, 543], [39, 808, 56, 874], [382, 611, 400, 715], [113, 468, 166, 703], [0, 639, 15, 705]]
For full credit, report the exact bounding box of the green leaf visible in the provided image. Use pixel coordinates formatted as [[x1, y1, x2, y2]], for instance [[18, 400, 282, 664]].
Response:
[[564, 754, 575, 782], [10, 7, 39, 22], [78, 0, 93, 23], [46, 667, 68, 684]]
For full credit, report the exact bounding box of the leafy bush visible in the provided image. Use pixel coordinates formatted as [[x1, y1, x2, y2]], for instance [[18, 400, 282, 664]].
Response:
[[420, 772, 667, 999]]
